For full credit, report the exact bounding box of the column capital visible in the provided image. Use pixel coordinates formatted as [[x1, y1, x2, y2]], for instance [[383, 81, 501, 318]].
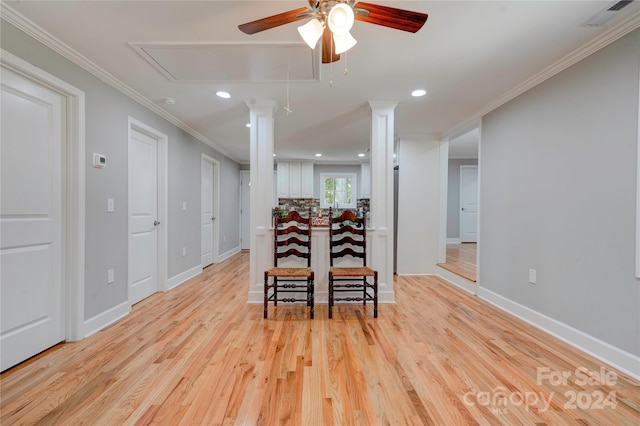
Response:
[[245, 100, 278, 114], [368, 101, 398, 112]]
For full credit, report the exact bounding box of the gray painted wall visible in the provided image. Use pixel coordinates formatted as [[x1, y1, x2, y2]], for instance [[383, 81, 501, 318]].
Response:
[[1, 20, 240, 320], [480, 29, 639, 355], [446, 159, 478, 239]]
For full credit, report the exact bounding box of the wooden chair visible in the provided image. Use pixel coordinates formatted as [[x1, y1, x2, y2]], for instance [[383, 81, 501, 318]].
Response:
[[328, 207, 378, 319], [264, 208, 314, 319]]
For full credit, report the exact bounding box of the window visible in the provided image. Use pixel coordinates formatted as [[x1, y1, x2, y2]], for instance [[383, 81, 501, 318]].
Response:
[[320, 173, 357, 209]]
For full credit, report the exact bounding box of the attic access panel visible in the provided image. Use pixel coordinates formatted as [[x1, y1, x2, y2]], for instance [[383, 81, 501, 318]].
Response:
[[130, 42, 319, 83]]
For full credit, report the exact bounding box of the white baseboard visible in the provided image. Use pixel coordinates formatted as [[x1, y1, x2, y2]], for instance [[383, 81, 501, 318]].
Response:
[[436, 266, 477, 294], [167, 264, 202, 290], [82, 301, 130, 338], [478, 286, 640, 381], [447, 238, 461, 244], [218, 246, 241, 262]]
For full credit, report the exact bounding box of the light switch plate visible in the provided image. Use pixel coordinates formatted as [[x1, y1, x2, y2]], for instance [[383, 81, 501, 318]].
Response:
[[107, 198, 114, 213]]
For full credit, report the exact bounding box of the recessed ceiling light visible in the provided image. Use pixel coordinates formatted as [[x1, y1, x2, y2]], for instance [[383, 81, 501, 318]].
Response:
[[163, 97, 176, 105], [245, 123, 251, 128], [216, 91, 231, 99], [273, 153, 276, 157], [315, 153, 322, 157], [411, 89, 427, 97], [358, 153, 365, 157]]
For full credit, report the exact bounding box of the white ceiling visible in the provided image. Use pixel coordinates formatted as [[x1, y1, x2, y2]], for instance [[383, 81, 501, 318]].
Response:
[[4, 1, 639, 164]]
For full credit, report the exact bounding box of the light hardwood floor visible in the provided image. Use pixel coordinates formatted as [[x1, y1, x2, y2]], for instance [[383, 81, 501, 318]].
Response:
[[2, 251, 639, 425], [438, 243, 477, 282]]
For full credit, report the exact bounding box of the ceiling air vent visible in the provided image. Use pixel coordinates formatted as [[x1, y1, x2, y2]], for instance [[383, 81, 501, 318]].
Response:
[[584, 0, 636, 26], [608, 1, 634, 11]]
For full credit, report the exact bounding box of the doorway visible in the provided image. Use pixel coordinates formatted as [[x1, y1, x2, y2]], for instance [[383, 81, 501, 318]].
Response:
[[240, 170, 250, 250], [128, 118, 167, 305], [1, 50, 85, 371], [437, 128, 479, 284], [201, 155, 220, 267]]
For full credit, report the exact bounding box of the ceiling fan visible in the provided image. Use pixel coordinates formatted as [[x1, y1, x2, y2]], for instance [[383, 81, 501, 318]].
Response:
[[238, 0, 428, 64]]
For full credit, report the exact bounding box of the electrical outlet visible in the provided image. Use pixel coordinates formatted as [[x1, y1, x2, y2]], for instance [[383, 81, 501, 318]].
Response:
[[182, 202, 187, 211], [107, 268, 115, 284], [107, 198, 114, 213], [182, 247, 187, 257], [529, 268, 537, 284]]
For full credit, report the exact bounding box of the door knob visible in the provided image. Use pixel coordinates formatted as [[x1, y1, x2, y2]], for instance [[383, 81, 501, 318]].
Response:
[[212, 217, 216, 221], [154, 220, 160, 226]]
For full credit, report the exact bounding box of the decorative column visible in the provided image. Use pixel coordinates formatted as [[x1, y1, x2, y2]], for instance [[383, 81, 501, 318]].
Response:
[[368, 101, 397, 303], [246, 101, 277, 303]]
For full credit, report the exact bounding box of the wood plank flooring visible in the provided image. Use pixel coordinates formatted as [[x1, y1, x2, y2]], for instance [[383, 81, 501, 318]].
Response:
[[2, 251, 639, 425], [438, 243, 477, 282]]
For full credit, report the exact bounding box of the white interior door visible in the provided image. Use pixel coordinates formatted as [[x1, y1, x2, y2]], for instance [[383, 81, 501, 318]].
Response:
[[240, 171, 251, 250], [201, 158, 214, 267], [128, 128, 158, 304], [1, 67, 65, 371], [460, 165, 479, 243]]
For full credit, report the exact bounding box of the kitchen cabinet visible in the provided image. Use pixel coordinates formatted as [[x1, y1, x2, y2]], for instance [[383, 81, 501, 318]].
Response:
[[277, 162, 314, 198], [277, 162, 290, 198], [301, 162, 314, 197], [360, 163, 371, 199]]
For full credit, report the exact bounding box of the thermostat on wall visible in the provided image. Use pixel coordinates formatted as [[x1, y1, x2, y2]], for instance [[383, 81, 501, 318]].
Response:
[[93, 153, 106, 168]]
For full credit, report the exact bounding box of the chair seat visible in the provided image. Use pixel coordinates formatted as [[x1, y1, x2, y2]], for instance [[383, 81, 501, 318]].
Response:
[[330, 266, 376, 277], [266, 267, 313, 278]]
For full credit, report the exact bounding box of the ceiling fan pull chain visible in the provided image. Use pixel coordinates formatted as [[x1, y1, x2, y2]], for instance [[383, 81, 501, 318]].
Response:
[[330, 35, 334, 87], [343, 51, 348, 75], [285, 65, 293, 115]]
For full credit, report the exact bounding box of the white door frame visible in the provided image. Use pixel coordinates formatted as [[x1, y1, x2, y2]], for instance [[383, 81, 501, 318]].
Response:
[[201, 154, 220, 264], [1, 49, 86, 341], [127, 117, 168, 299]]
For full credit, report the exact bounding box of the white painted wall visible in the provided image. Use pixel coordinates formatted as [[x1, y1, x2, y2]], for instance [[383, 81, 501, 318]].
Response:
[[396, 137, 441, 275]]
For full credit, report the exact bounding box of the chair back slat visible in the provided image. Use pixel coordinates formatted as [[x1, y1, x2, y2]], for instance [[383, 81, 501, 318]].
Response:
[[273, 208, 312, 267], [331, 246, 366, 260], [278, 225, 308, 236], [331, 225, 363, 236], [276, 236, 308, 247], [275, 248, 311, 259], [328, 207, 367, 267], [331, 235, 364, 247]]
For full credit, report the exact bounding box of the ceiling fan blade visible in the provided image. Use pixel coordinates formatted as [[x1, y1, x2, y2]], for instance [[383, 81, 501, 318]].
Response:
[[238, 7, 310, 35], [321, 26, 340, 64], [353, 2, 428, 33]]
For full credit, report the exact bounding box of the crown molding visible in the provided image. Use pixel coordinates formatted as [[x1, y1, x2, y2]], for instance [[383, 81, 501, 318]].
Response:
[[443, 10, 640, 140], [0, 4, 238, 162]]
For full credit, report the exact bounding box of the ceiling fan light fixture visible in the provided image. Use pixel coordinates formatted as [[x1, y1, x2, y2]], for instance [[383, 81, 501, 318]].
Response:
[[328, 3, 355, 35], [333, 31, 357, 54], [297, 18, 324, 49]]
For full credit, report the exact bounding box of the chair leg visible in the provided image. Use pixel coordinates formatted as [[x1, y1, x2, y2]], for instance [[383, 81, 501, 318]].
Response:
[[273, 277, 278, 306], [363, 276, 366, 306], [263, 272, 268, 319], [328, 272, 333, 319], [373, 271, 378, 319], [309, 272, 314, 319]]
